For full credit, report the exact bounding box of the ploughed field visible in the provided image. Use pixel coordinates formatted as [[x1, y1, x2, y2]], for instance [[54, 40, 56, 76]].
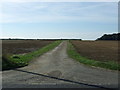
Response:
[[2, 40, 54, 54], [71, 40, 119, 63], [2, 40, 55, 70]]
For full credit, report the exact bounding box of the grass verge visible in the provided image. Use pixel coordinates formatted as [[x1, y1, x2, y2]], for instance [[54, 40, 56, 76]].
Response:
[[67, 41, 120, 71], [2, 40, 62, 70]]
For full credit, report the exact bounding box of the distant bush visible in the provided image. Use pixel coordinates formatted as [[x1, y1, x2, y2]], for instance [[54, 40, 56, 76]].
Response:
[[97, 33, 120, 40]]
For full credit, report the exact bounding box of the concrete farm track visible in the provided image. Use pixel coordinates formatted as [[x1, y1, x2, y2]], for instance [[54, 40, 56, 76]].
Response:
[[2, 41, 119, 89]]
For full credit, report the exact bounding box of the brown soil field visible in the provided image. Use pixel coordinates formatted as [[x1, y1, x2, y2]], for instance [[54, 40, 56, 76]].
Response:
[[2, 40, 54, 54], [71, 40, 119, 63]]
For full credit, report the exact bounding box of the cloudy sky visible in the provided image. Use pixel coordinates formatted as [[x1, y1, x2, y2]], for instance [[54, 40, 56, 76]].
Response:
[[0, 0, 118, 40]]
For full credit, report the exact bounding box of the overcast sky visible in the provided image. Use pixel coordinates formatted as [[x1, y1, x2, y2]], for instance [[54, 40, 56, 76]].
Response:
[[0, 0, 118, 40]]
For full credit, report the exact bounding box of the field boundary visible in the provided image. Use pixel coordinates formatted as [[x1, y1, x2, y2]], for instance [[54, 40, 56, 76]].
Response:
[[67, 41, 120, 71], [2, 40, 62, 70]]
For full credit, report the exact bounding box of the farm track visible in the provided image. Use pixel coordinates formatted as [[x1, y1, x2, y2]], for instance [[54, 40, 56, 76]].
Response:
[[2, 41, 119, 89]]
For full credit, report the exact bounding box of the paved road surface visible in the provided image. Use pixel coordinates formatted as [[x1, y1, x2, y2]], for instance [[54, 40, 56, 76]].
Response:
[[2, 41, 119, 89]]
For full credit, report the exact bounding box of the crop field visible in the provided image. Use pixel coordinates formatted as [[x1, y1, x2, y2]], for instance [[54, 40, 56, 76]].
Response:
[[2, 40, 54, 54], [71, 40, 119, 63], [1, 40, 61, 70]]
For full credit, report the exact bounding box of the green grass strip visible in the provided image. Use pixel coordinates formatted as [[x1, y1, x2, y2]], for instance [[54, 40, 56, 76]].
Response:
[[2, 40, 62, 70], [67, 41, 120, 71]]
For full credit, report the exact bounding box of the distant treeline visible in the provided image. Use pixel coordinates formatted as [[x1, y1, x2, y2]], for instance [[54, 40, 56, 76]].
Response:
[[1, 38, 82, 41], [97, 33, 120, 40]]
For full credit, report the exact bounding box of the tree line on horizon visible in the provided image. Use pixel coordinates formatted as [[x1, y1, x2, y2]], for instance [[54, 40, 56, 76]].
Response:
[[1, 38, 82, 41], [96, 33, 120, 40]]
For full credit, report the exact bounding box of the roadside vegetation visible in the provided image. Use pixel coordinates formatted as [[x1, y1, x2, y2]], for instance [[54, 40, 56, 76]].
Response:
[[2, 40, 62, 70], [67, 41, 120, 70]]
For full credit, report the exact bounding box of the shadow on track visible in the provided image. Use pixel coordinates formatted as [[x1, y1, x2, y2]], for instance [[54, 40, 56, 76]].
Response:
[[12, 68, 114, 90]]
